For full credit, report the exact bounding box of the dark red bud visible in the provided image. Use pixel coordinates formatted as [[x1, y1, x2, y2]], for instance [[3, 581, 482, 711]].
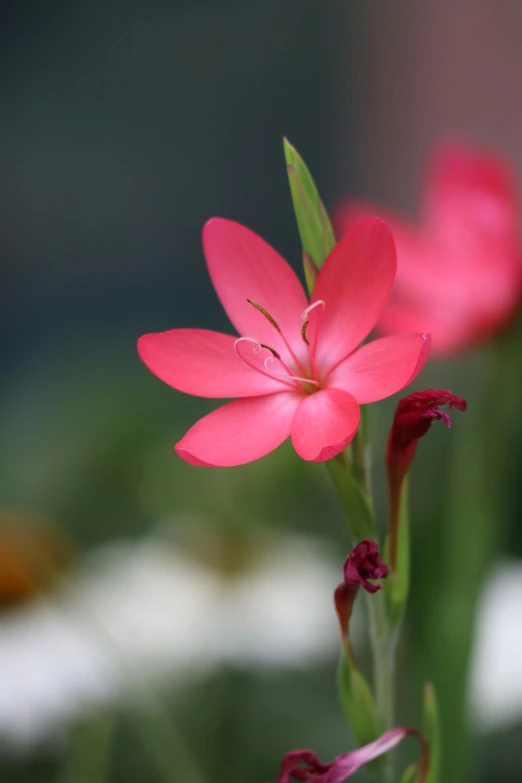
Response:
[[386, 389, 467, 571], [387, 389, 467, 476], [334, 540, 389, 649], [343, 538, 389, 594]]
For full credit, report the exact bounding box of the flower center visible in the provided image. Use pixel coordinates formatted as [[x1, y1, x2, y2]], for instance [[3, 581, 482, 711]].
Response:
[[233, 299, 326, 393]]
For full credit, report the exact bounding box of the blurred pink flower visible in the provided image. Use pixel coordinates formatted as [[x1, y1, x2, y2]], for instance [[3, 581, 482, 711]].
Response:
[[138, 218, 429, 467], [274, 726, 428, 782], [334, 142, 522, 356]]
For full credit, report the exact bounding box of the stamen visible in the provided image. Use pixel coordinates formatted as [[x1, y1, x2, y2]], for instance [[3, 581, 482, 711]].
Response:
[[234, 336, 262, 355], [247, 298, 308, 377], [247, 299, 281, 333], [300, 300, 325, 378], [264, 356, 320, 387], [259, 343, 281, 359], [233, 337, 297, 390]]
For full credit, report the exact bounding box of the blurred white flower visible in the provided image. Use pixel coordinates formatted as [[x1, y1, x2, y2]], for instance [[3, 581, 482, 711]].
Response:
[[3, 533, 520, 749], [0, 531, 340, 748], [470, 558, 522, 731]]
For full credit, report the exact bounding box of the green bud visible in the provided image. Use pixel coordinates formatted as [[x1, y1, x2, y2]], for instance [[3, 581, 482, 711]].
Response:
[[283, 138, 335, 292]]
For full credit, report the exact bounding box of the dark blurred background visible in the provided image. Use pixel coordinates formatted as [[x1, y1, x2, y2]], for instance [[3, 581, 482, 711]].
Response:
[[1, 1, 522, 782]]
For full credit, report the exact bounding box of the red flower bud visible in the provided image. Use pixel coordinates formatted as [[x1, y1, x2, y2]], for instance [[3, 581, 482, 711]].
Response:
[[387, 389, 467, 478], [386, 389, 467, 570], [343, 538, 389, 594], [334, 540, 389, 649]]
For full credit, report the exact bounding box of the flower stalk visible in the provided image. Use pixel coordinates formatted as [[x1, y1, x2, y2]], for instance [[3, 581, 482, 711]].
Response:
[[327, 446, 397, 783], [326, 455, 376, 542]]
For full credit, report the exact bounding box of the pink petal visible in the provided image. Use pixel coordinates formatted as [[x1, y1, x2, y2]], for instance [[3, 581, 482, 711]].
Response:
[[175, 392, 300, 467], [138, 329, 284, 398], [323, 727, 416, 782], [291, 388, 360, 462], [311, 219, 396, 371], [328, 333, 431, 404], [203, 218, 309, 361], [277, 728, 427, 783]]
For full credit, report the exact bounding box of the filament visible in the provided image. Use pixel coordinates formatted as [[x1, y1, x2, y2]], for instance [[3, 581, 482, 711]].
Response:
[[264, 356, 320, 387], [301, 300, 326, 321]]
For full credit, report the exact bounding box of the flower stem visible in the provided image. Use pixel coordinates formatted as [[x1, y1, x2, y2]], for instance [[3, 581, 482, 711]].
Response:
[[366, 589, 396, 783], [56, 712, 114, 783], [367, 589, 394, 726], [328, 437, 396, 783], [326, 453, 376, 542], [50, 580, 207, 783]]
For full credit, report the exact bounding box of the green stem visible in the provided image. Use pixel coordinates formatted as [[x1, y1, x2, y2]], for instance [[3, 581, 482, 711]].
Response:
[[367, 589, 394, 727], [127, 689, 203, 783], [56, 712, 113, 783], [326, 454, 376, 541], [385, 477, 411, 628], [366, 589, 396, 783], [49, 584, 207, 783]]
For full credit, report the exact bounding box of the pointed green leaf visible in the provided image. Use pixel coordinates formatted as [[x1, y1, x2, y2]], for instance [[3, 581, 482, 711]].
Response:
[[318, 195, 336, 259], [302, 250, 318, 294], [284, 138, 336, 292], [286, 165, 324, 270]]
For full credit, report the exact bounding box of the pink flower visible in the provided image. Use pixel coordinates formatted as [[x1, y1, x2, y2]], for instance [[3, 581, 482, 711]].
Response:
[[274, 727, 428, 782], [335, 142, 522, 356], [138, 218, 430, 467]]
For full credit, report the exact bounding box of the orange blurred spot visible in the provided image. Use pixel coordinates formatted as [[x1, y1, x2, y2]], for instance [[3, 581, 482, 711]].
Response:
[[0, 511, 75, 608]]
